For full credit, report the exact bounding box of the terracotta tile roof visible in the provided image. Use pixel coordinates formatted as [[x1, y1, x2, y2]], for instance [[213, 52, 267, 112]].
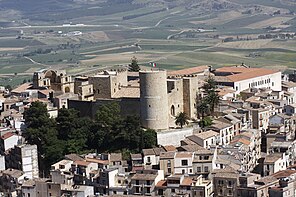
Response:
[[65, 154, 84, 161], [168, 66, 209, 76], [194, 130, 218, 140], [85, 158, 109, 165], [1, 132, 15, 140], [215, 67, 256, 73], [215, 67, 279, 82], [160, 152, 175, 159], [175, 152, 193, 158], [11, 83, 32, 93], [155, 180, 167, 188], [112, 86, 140, 98], [74, 160, 90, 166], [177, 144, 205, 152], [163, 145, 177, 152], [272, 170, 296, 179], [180, 177, 193, 186], [230, 138, 251, 145], [217, 87, 235, 97]]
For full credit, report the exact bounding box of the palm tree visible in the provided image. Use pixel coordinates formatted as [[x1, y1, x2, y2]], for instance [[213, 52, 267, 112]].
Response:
[[197, 100, 209, 118], [206, 90, 220, 115], [202, 76, 216, 93], [175, 112, 189, 128]]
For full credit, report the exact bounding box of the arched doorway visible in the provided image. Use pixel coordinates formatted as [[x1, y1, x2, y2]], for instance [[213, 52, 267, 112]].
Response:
[[65, 87, 70, 93]]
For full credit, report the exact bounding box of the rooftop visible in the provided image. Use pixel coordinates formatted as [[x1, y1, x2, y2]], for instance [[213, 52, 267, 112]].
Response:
[[1, 132, 15, 140], [264, 153, 282, 164], [112, 86, 140, 98], [131, 173, 158, 181], [73, 160, 90, 166], [194, 130, 218, 140], [272, 169, 296, 179], [168, 66, 209, 76], [175, 152, 193, 158], [11, 83, 33, 94], [215, 67, 279, 82]]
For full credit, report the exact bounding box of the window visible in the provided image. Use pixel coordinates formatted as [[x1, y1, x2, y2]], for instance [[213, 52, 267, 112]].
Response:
[[171, 105, 175, 116], [228, 189, 233, 196], [168, 168, 171, 173], [146, 188, 151, 193], [228, 181, 232, 187], [218, 180, 224, 185], [167, 160, 171, 167], [182, 169, 185, 174], [146, 180, 151, 185], [136, 180, 140, 185], [147, 157, 151, 163], [118, 180, 121, 184], [48, 185, 51, 189], [189, 169, 192, 173], [204, 166, 209, 172], [181, 160, 188, 166], [171, 189, 175, 193], [272, 82, 274, 86], [197, 167, 201, 172], [158, 189, 163, 195]]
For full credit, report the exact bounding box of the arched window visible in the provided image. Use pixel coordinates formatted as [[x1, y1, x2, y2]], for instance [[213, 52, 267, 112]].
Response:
[[65, 87, 70, 93], [171, 105, 175, 116]]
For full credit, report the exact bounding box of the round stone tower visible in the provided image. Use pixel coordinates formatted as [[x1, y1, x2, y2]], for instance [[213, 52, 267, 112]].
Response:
[[140, 70, 169, 130]]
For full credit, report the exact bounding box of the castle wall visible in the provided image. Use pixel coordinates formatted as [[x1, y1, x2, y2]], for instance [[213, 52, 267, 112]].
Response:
[[183, 77, 198, 119], [167, 79, 184, 127], [140, 70, 169, 130], [157, 126, 199, 146], [68, 98, 140, 119]]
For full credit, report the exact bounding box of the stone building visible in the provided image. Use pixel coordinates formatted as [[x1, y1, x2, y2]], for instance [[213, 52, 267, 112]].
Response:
[[32, 69, 74, 93]]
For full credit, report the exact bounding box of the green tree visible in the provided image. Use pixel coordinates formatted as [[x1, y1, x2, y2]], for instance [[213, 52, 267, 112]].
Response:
[[23, 101, 61, 174], [128, 56, 140, 72], [24, 101, 53, 129], [201, 76, 220, 115], [206, 90, 220, 114], [175, 112, 189, 128], [96, 102, 122, 128], [199, 116, 213, 128], [142, 128, 157, 149], [56, 108, 80, 140], [196, 100, 209, 120], [202, 76, 216, 93]]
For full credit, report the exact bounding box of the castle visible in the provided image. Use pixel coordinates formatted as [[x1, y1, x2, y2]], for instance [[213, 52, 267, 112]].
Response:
[[29, 65, 281, 131]]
